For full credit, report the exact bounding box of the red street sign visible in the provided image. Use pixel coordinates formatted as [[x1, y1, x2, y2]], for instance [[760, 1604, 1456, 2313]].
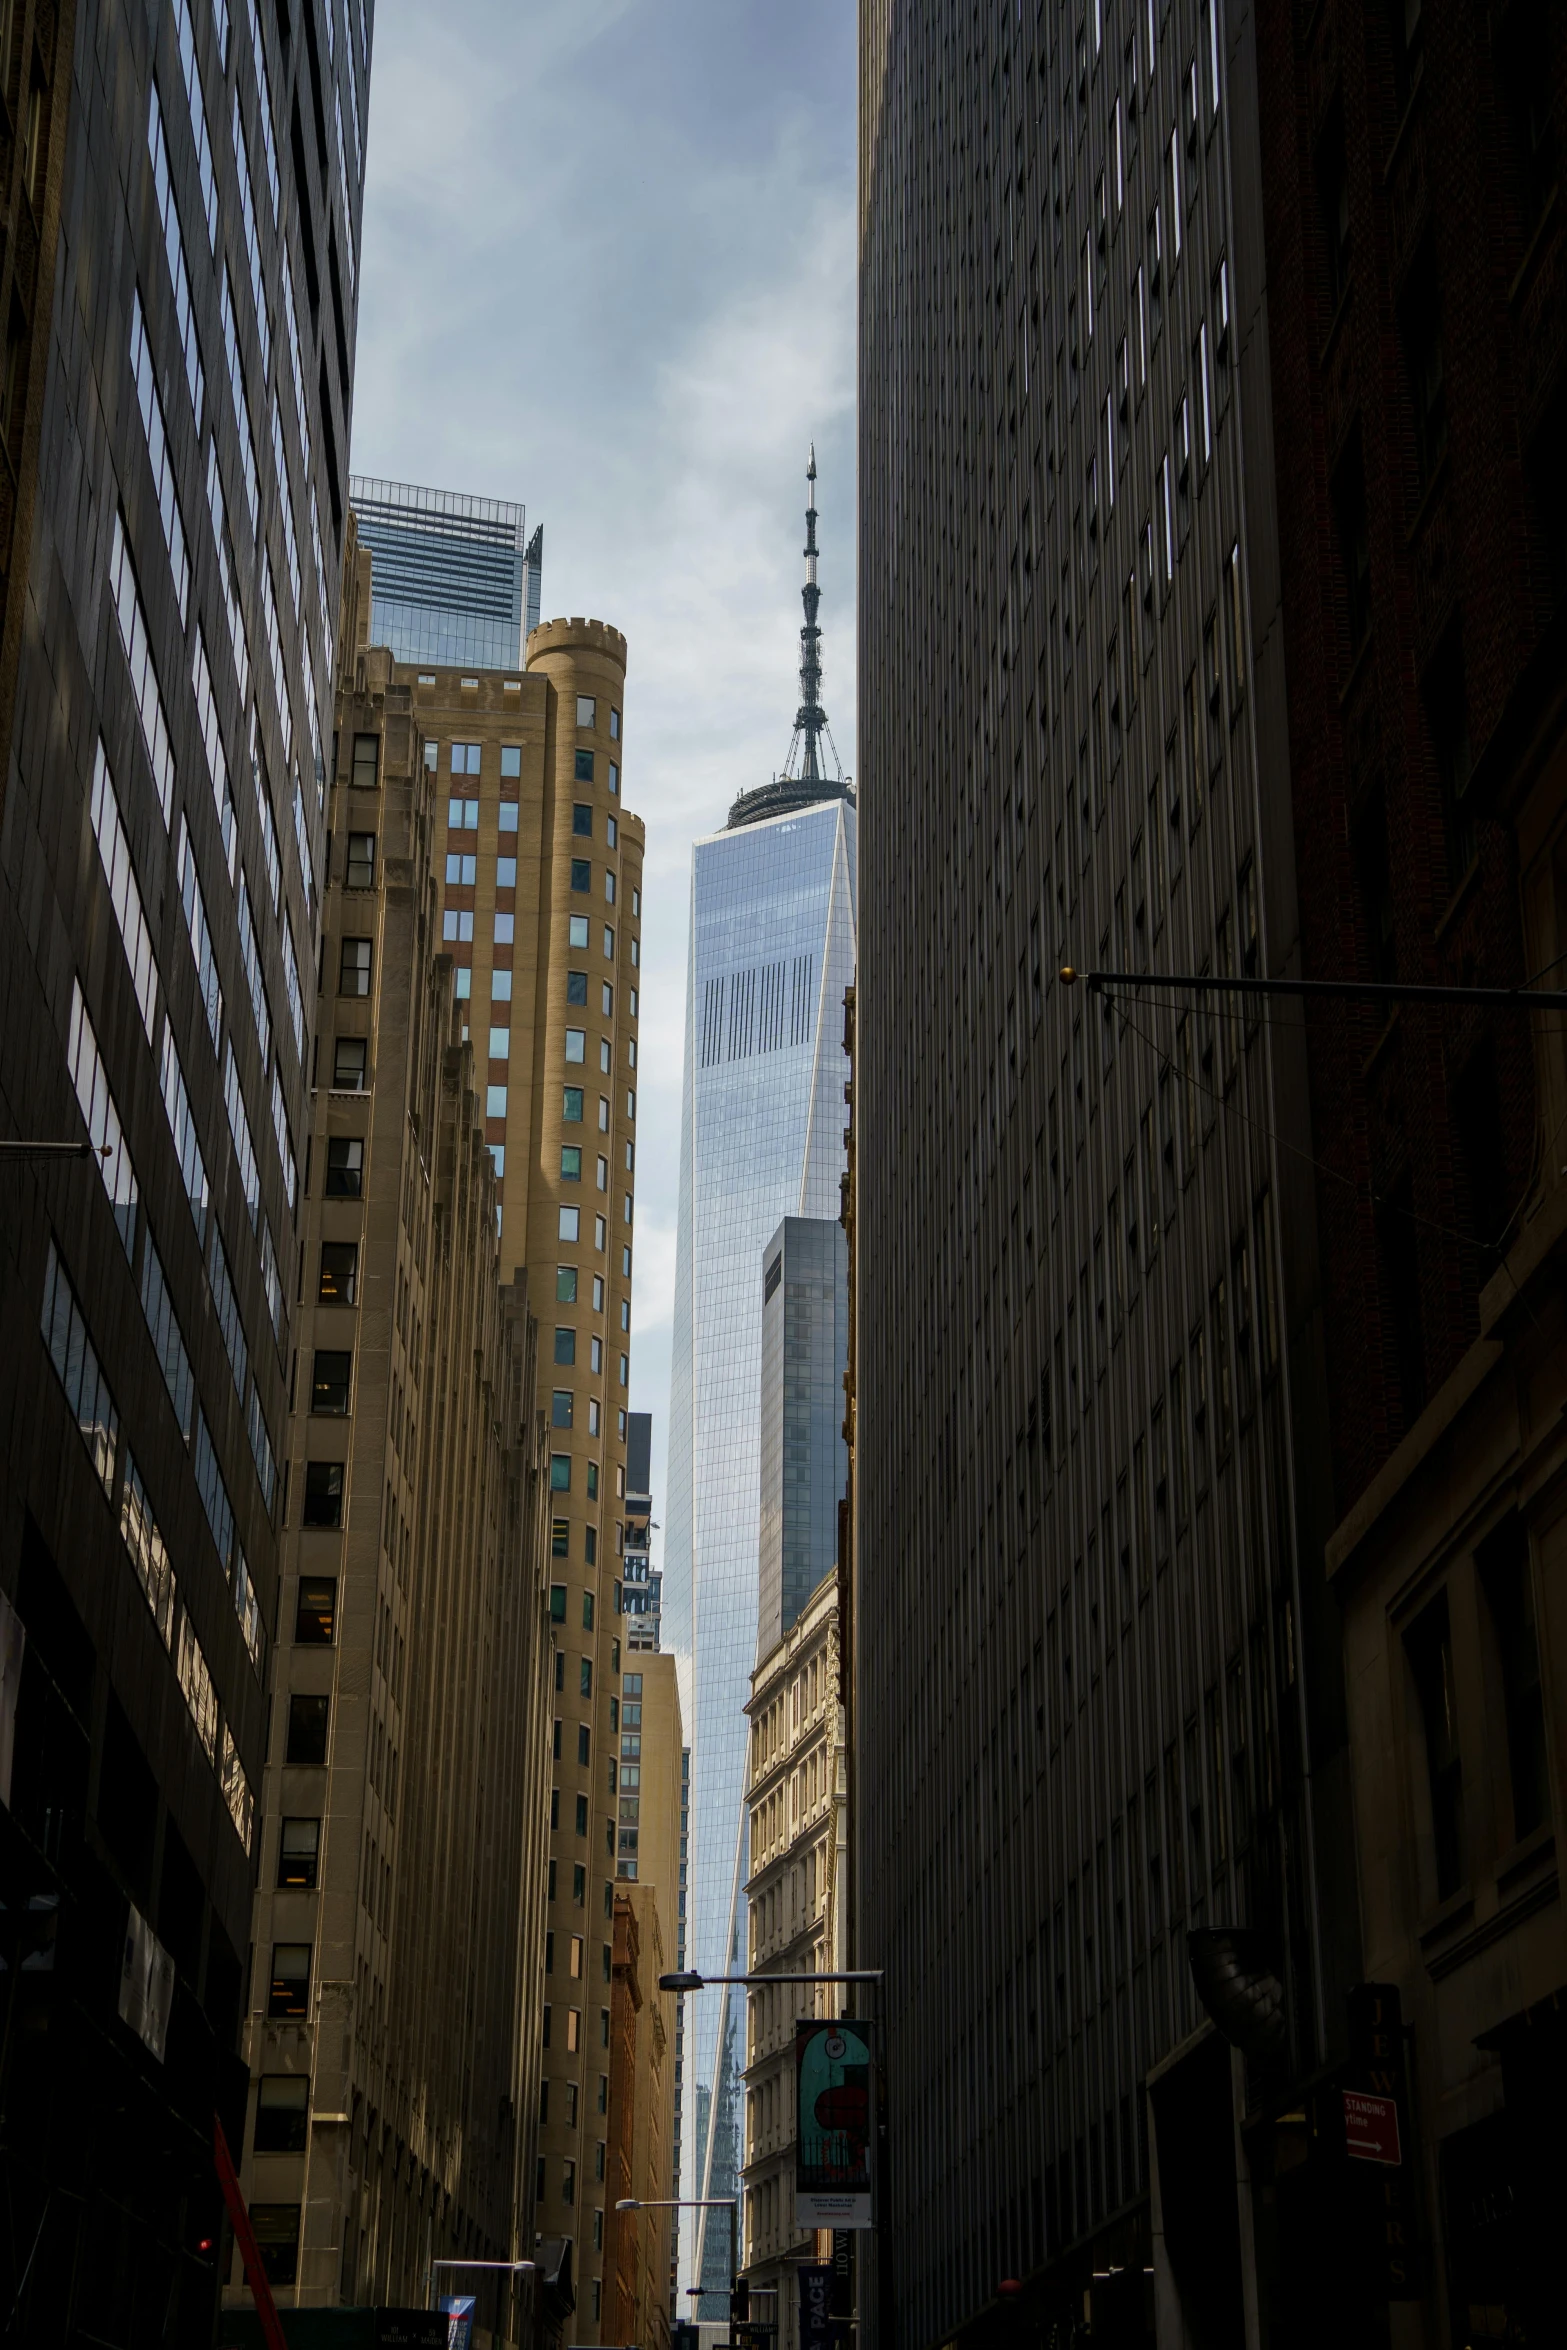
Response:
[[1344, 2089, 1402, 2166]]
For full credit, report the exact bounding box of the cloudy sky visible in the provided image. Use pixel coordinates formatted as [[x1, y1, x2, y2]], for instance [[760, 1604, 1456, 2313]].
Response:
[[351, 0, 857, 1528]]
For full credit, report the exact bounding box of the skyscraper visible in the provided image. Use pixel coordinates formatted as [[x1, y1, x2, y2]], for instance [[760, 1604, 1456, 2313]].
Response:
[[623, 1409, 661, 1652], [0, 0, 371, 2329], [231, 536, 554, 2304], [347, 474, 543, 670], [857, 4, 1360, 2344], [666, 457, 856, 2309]]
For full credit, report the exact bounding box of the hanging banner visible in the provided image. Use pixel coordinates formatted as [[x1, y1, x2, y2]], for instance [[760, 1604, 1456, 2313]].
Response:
[[799, 2262, 835, 2347], [439, 2296, 476, 2350], [795, 2016, 875, 2228]]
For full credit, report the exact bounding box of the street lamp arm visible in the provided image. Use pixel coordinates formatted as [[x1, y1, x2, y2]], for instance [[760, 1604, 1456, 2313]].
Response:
[[658, 1969, 883, 1992]]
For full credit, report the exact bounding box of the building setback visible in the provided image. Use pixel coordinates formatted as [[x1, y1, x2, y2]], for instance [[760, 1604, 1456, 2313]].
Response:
[[757, 1217, 849, 1662], [406, 611, 645, 2341], [857, 3, 1361, 2344], [229, 540, 554, 2304], [0, 0, 369, 2331]]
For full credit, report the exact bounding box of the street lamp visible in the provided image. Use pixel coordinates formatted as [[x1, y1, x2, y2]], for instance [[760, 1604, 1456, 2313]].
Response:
[[616, 2197, 739, 2336], [658, 1970, 882, 1992], [425, 2257, 538, 2341]]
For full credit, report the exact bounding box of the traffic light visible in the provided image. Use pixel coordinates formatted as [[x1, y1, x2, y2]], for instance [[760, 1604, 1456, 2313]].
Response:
[[732, 2276, 750, 2323]]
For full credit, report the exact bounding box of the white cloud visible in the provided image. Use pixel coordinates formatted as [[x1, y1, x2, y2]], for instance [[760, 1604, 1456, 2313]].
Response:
[[354, 0, 855, 1523]]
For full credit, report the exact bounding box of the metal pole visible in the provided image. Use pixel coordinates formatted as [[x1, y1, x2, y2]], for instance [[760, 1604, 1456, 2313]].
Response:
[[1060, 963, 1567, 1012]]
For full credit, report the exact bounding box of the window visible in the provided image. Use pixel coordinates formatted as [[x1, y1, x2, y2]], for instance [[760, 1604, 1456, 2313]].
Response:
[[564, 1087, 584, 1122], [602, 983, 614, 1015], [567, 971, 589, 1007], [448, 797, 478, 831], [494, 914, 514, 945], [606, 816, 618, 850], [577, 695, 596, 727], [575, 751, 594, 784], [1317, 102, 1350, 313], [574, 1795, 588, 1836], [555, 1328, 577, 1367], [499, 804, 519, 836], [551, 1455, 572, 1492], [339, 937, 372, 996], [550, 1584, 568, 1624], [311, 1351, 352, 1415], [286, 1693, 330, 1765], [1401, 248, 1447, 495], [451, 742, 481, 775], [557, 1266, 578, 1303], [571, 860, 591, 893], [489, 1026, 511, 1063], [1427, 630, 1475, 890], [559, 1206, 580, 1241], [325, 1137, 363, 1197], [347, 832, 375, 888], [565, 1029, 586, 1063], [351, 733, 378, 790], [268, 1943, 311, 2019], [333, 1037, 367, 1091], [496, 856, 517, 887], [294, 1578, 337, 1643], [277, 1817, 320, 1889], [1478, 1518, 1549, 1844], [553, 1390, 574, 1428], [1406, 1594, 1464, 1901], [485, 1085, 508, 1120], [300, 1462, 344, 1529], [1332, 444, 1372, 661], [254, 2076, 309, 2154], [561, 1147, 582, 1181], [445, 852, 477, 885], [581, 1658, 593, 1698], [604, 872, 616, 904], [442, 911, 474, 943], [251, 2204, 302, 2287]]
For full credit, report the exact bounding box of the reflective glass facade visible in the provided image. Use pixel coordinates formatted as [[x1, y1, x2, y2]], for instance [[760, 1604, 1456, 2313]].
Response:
[[666, 796, 856, 2301], [348, 476, 541, 668], [757, 1217, 848, 1658]]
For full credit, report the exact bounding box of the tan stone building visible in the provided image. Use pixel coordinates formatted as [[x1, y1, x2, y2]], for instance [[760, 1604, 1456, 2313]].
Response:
[[601, 1650, 684, 2349], [1327, 659, 1567, 2344], [400, 612, 646, 2336], [231, 533, 555, 2317], [742, 1570, 848, 2344]]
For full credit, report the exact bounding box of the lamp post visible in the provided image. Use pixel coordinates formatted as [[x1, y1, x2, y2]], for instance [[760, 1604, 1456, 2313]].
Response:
[[659, 1970, 889, 2350], [425, 2256, 538, 2347], [616, 2196, 738, 2342]]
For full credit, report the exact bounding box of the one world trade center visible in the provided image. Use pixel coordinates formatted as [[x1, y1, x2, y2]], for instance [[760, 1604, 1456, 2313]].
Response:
[[665, 454, 857, 2309]]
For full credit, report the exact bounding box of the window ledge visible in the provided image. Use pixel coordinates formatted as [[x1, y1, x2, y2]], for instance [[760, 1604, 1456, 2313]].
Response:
[[1433, 855, 1481, 944], [1416, 1884, 1474, 1952], [328, 1087, 372, 1102], [1496, 1824, 1555, 1897]]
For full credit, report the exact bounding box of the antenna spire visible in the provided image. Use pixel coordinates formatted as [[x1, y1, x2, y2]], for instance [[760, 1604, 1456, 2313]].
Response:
[[783, 446, 842, 785]]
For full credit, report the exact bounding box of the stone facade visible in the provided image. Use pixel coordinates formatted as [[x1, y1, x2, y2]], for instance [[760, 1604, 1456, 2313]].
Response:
[[406, 612, 646, 2338], [231, 550, 554, 2313], [742, 1569, 847, 2345]]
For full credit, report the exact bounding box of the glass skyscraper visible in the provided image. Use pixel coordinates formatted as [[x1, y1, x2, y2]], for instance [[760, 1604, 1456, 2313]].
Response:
[[347, 475, 542, 667], [666, 452, 856, 2307]]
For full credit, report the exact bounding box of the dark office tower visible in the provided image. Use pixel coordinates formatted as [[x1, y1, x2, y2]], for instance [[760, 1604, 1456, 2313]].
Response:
[[0, 0, 370, 2332], [858, 7, 1357, 2347], [756, 1216, 848, 1659], [623, 1408, 660, 1651], [1251, 10, 1567, 2343]]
